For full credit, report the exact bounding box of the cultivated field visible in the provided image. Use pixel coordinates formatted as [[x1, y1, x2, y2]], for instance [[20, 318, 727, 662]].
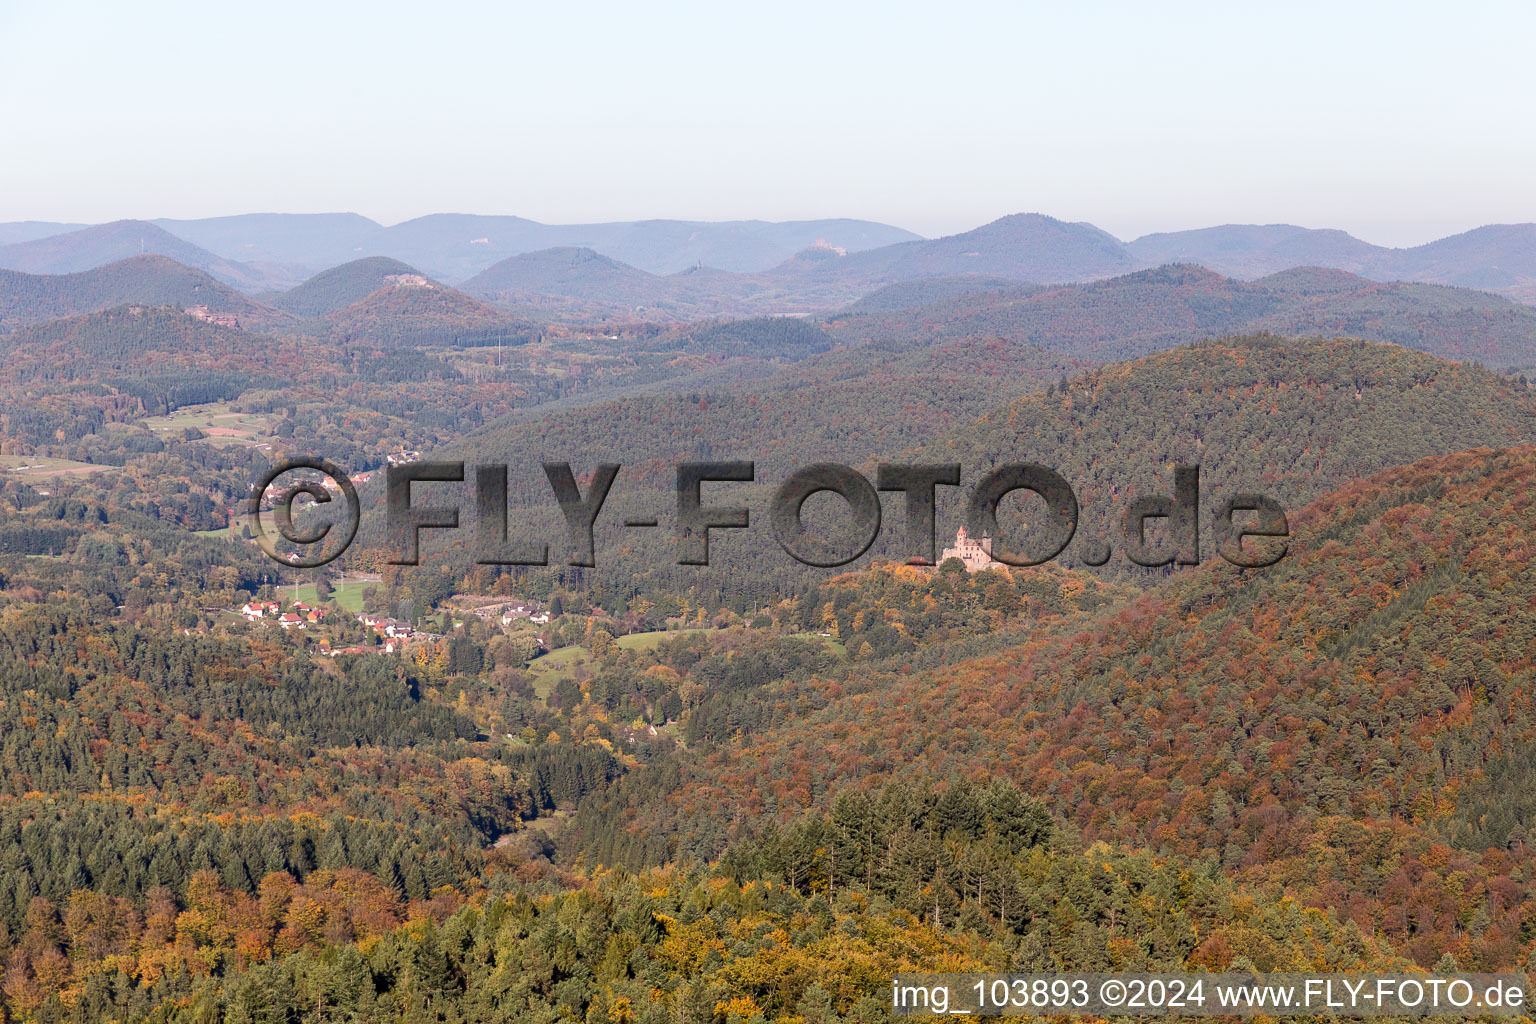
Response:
[[141, 402, 277, 447]]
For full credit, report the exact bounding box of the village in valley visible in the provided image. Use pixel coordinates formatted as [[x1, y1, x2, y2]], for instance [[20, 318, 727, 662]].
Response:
[[227, 587, 555, 658], [216, 524, 996, 664]]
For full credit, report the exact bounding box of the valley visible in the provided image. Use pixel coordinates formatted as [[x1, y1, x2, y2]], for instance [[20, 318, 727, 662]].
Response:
[[1, 211, 1535, 1022]]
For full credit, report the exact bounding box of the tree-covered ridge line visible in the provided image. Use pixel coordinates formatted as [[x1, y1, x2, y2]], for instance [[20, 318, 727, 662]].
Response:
[[355, 334, 1536, 618], [6, 782, 1421, 1024], [8, 243, 1536, 1024], [829, 262, 1536, 369], [0, 304, 724, 489], [0, 497, 1143, 1023], [14, 246, 1536, 370], [0, 599, 623, 927], [566, 446, 1536, 969], [15, 211, 1536, 305], [259, 257, 427, 318], [825, 263, 1536, 367], [0, 256, 292, 333], [907, 335, 1536, 572]]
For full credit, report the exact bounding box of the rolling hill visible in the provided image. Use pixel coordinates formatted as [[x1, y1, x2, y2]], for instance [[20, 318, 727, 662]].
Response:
[[1126, 222, 1536, 301], [0, 213, 920, 281], [829, 263, 1536, 367], [319, 274, 538, 347], [0, 221, 293, 291], [344, 323, 1085, 604], [461, 247, 783, 321], [150, 211, 381, 269], [358, 336, 1536, 620], [264, 256, 429, 317], [915, 335, 1536, 537], [0, 255, 287, 332], [11, 212, 1536, 307], [0, 304, 290, 382], [806, 212, 1135, 285], [841, 275, 1035, 314], [1126, 224, 1384, 277], [595, 444, 1536, 969], [462, 246, 664, 310]]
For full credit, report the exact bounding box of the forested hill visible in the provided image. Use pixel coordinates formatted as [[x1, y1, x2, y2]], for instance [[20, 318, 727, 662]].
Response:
[[801, 213, 1135, 285], [0, 256, 531, 351], [0, 256, 285, 332], [392, 329, 1077, 499], [429, 335, 1536, 515], [841, 275, 1038, 314], [262, 256, 425, 317], [909, 335, 1536, 566], [358, 335, 1536, 616], [0, 220, 292, 291], [318, 276, 538, 348], [1126, 222, 1536, 301], [0, 305, 294, 381], [573, 445, 1536, 968], [348, 329, 1080, 600], [463, 246, 660, 304], [827, 264, 1536, 367]]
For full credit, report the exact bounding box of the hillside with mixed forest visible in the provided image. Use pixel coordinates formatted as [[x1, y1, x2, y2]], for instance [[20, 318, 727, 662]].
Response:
[[569, 446, 1536, 968], [829, 265, 1536, 367], [354, 336, 1536, 613], [262, 256, 427, 317], [4, 231, 1536, 1024], [0, 256, 285, 332]]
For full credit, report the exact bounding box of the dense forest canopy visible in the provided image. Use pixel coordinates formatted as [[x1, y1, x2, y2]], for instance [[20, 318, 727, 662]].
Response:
[[0, 238, 1535, 1022]]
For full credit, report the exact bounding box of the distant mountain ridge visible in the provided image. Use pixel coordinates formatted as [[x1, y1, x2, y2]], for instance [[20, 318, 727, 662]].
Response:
[[0, 213, 921, 284], [0, 221, 88, 247], [827, 262, 1536, 367], [457, 247, 1536, 367], [151, 212, 382, 270], [822, 213, 1135, 283], [454, 216, 1148, 319], [0, 254, 528, 348], [458, 216, 1536, 319], [354, 214, 922, 279], [9, 211, 1536, 308], [5, 250, 1535, 368], [1126, 224, 1384, 278], [1127, 222, 1536, 300], [0, 221, 297, 292]]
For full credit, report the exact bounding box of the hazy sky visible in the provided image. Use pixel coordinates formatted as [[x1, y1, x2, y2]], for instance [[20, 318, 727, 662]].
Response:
[[3, 0, 1533, 246]]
